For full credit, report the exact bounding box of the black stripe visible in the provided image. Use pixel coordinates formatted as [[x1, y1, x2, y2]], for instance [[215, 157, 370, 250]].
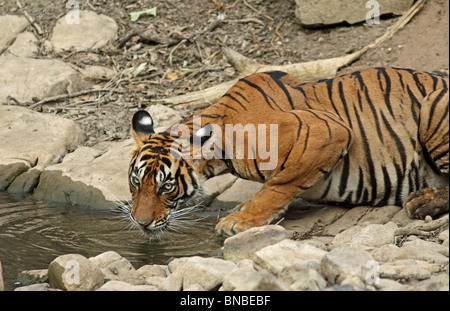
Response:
[[393, 161, 403, 205], [412, 72, 427, 97], [234, 91, 250, 105], [354, 72, 384, 143], [292, 85, 313, 109], [377, 68, 395, 118], [377, 166, 392, 206], [240, 78, 283, 110], [288, 112, 302, 139], [253, 158, 265, 180], [325, 78, 340, 115], [380, 111, 407, 171], [406, 85, 420, 124], [338, 155, 350, 197], [355, 167, 364, 203], [338, 81, 353, 128], [426, 88, 448, 132], [354, 105, 377, 203], [320, 177, 333, 200], [265, 71, 295, 110], [221, 93, 247, 111], [216, 101, 239, 113]]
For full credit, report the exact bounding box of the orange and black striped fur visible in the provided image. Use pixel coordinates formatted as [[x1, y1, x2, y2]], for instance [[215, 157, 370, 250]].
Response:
[[129, 67, 449, 236]]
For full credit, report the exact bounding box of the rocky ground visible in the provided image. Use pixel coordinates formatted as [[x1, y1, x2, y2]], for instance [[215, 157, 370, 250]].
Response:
[[0, 0, 449, 291]]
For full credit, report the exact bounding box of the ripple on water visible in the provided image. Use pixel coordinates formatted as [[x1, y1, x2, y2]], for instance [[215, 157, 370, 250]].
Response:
[[0, 191, 223, 291]]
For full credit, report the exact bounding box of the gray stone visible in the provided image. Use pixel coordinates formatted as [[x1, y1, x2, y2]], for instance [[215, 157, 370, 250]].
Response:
[[221, 264, 258, 291], [0, 15, 29, 53], [357, 205, 402, 225], [412, 273, 449, 291], [321, 249, 374, 285], [295, 0, 413, 27], [281, 204, 348, 234], [439, 229, 449, 242], [0, 55, 89, 104], [0, 106, 85, 190], [379, 260, 443, 281], [14, 283, 61, 291], [254, 239, 327, 275], [96, 280, 157, 291], [33, 140, 132, 208], [6, 31, 38, 58], [48, 254, 104, 291], [372, 238, 449, 264], [223, 225, 290, 262], [50, 10, 118, 53], [277, 263, 327, 291], [233, 270, 289, 291], [331, 222, 398, 250], [324, 206, 371, 236], [17, 269, 48, 286], [160, 256, 237, 291]]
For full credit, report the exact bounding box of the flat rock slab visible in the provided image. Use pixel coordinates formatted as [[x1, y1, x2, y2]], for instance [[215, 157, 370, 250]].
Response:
[[50, 10, 118, 53], [0, 106, 85, 190], [295, 0, 414, 27], [0, 15, 29, 53], [33, 140, 133, 208], [0, 55, 89, 104]]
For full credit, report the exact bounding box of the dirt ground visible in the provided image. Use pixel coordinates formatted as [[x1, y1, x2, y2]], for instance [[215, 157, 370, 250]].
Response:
[[2, 0, 449, 146]]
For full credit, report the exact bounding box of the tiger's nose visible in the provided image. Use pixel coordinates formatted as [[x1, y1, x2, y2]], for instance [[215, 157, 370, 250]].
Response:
[[137, 220, 152, 228]]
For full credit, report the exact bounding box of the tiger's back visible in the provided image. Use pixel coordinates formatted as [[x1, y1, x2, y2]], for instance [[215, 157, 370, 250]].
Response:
[[198, 67, 449, 206]]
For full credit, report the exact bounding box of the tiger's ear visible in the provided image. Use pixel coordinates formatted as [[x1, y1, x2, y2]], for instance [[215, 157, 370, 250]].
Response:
[[132, 110, 155, 148], [191, 123, 213, 147]]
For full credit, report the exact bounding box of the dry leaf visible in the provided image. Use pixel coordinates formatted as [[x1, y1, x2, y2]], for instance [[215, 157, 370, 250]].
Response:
[[167, 72, 178, 80]]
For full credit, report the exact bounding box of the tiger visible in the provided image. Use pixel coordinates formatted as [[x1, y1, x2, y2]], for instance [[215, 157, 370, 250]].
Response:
[[128, 67, 449, 237]]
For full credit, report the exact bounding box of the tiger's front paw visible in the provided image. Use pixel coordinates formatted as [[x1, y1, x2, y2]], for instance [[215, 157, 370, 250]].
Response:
[[215, 213, 266, 236]]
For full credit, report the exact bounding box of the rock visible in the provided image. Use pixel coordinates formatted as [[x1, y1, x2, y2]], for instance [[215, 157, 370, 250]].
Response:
[[7, 167, 42, 194], [372, 238, 449, 264], [50, 10, 118, 53], [0, 55, 90, 104], [278, 263, 327, 291], [223, 225, 290, 262], [33, 140, 132, 208], [374, 278, 409, 291], [0, 15, 29, 53], [48, 254, 104, 291], [80, 65, 117, 81], [320, 249, 374, 285], [439, 229, 449, 242], [14, 283, 61, 291], [89, 251, 123, 268], [232, 270, 289, 291], [17, 269, 48, 286], [412, 273, 449, 291], [96, 280, 157, 291], [324, 206, 371, 236], [254, 239, 327, 275], [281, 204, 348, 234], [357, 205, 402, 224], [0, 106, 85, 190], [0, 261, 3, 291], [379, 260, 443, 281], [221, 263, 258, 291], [159, 256, 237, 291], [295, 0, 413, 27], [331, 222, 398, 250], [6, 31, 38, 58]]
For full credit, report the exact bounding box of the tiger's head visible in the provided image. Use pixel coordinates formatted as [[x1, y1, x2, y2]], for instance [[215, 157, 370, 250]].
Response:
[[128, 110, 213, 235]]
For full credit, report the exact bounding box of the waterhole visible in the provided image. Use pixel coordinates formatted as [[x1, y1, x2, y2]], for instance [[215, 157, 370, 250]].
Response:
[[0, 191, 223, 291]]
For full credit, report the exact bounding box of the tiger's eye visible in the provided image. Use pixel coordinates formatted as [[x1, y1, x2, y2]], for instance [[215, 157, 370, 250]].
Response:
[[132, 176, 140, 185], [163, 184, 174, 191]]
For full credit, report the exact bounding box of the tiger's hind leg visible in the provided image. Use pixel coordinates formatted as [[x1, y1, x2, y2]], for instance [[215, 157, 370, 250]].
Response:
[[403, 88, 449, 219]]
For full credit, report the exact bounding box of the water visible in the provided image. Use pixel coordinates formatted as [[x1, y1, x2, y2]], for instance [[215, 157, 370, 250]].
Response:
[[0, 191, 224, 291]]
